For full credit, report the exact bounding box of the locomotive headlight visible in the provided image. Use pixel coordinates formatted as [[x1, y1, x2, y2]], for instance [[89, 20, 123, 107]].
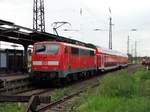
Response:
[[33, 61, 42, 65], [48, 61, 59, 66]]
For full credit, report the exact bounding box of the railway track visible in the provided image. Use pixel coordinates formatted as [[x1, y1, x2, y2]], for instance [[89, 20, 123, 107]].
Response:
[[0, 68, 107, 112], [26, 72, 115, 111], [0, 65, 141, 112], [0, 75, 33, 95], [0, 65, 134, 96], [0, 74, 53, 95], [0, 73, 62, 96], [27, 81, 100, 112], [27, 64, 141, 112]]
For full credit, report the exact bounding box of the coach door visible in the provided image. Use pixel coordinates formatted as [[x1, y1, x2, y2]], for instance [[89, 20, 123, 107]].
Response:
[[101, 53, 104, 69]]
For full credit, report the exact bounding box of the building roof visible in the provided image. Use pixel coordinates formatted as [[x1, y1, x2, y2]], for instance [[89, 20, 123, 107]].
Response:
[[0, 19, 95, 49]]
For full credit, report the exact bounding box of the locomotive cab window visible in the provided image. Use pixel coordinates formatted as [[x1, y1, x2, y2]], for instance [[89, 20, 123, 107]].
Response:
[[47, 44, 59, 54], [35, 44, 46, 54], [35, 43, 59, 55]]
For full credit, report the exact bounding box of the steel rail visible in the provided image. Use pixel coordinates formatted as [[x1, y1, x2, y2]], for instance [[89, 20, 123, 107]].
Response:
[[36, 83, 99, 112]]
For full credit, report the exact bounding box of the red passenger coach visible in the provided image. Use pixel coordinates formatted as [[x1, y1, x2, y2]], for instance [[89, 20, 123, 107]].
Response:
[[96, 46, 128, 71], [31, 41, 96, 80]]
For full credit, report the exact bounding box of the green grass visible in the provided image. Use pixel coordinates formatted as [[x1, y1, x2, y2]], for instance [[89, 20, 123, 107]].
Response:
[[51, 89, 66, 101], [51, 88, 70, 101], [78, 97, 150, 112], [0, 103, 26, 112], [74, 68, 150, 112], [97, 70, 135, 97], [0, 68, 149, 112]]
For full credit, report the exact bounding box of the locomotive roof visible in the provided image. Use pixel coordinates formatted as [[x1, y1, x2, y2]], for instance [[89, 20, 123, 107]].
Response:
[[63, 42, 95, 51], [34, 41, 95, 51]]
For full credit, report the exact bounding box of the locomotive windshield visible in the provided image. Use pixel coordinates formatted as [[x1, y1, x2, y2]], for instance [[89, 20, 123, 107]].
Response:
[[35, 43, 59, 54], [35, 45, 46, 54]]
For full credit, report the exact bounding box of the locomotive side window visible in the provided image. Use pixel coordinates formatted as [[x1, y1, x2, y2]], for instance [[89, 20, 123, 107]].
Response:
[[71, 47, 79, 55], [79, 49, 94, 56], [80, 49, 89, 55], [90, 50, 94, 56], [71, 47, 94, 56]]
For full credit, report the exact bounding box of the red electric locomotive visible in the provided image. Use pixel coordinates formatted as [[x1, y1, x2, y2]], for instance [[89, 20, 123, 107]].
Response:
[[31, 41, 96, 80], [30, 41, 128, 81]]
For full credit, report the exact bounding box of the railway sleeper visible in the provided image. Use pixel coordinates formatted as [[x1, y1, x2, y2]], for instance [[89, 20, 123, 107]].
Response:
[[0, 79, 5, 88], [0, 84, 33, 95], [26, 95, 51, 112], [0, 95, 51, 112]]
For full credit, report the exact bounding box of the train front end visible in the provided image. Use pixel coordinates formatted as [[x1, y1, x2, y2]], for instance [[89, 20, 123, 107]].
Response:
[[31, 42, 62, 80]]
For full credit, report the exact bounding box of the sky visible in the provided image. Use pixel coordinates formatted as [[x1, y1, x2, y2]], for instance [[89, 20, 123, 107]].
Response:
[[0, 0, 150, 56]]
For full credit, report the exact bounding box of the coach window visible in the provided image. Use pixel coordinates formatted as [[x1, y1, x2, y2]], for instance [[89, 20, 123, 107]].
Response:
[[86, 50, 90, 55], [79, 49, 83, 55], [101, 54, 104, 65], [105, 54, 107, 62]]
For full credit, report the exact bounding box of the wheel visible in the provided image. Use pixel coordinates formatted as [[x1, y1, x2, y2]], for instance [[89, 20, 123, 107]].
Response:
[[59, 75, 71, 86], [59, 78, 67, 86]]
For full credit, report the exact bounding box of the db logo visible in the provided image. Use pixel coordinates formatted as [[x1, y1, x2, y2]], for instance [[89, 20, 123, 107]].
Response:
[[42, 61, 48, 65]]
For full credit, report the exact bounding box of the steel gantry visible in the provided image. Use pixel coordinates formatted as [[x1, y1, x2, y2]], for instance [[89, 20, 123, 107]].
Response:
[[33, 0, 45, 32]]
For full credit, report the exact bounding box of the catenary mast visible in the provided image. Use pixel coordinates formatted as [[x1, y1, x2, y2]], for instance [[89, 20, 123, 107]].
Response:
[[33, 0, 45, 32]]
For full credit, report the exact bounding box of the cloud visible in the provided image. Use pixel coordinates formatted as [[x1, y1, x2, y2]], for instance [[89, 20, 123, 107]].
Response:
[[0, 0, 150, 56]]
